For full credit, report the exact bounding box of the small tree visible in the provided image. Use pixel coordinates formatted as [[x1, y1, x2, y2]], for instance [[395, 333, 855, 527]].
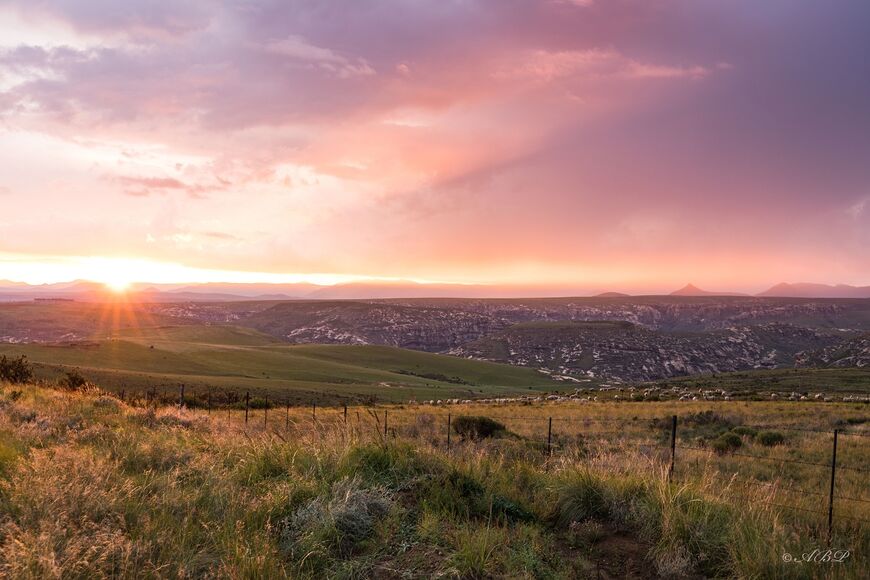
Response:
[[59, 369, 90, 391], [0, 355, 34, 384]]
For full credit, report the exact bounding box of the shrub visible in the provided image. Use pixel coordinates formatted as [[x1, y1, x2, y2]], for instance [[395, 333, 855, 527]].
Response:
[[730, 426, 757, 439], [756, 431, 785, 447], [280, 477, 393, 560], [452, 416, 506, 439], [711, 432, 743, 455], [59, 369, 90, 391], [0, 355, 33, 384]]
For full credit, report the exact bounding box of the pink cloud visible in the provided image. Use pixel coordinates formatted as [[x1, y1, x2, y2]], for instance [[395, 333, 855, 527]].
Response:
[[493, 49, 711, 83], [264, 35, 376, 78], [113, 175, 217, 199], [0, 0, 867, 289]]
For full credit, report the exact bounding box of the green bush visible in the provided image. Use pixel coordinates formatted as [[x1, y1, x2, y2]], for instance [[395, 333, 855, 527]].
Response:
[[59, 369, 90, 391], [756, 431, 785, 447], [0, 355, 33, 384], [711, 432, 743, 455], [452, 416, 506, 439], [730, 426, 757, 439]]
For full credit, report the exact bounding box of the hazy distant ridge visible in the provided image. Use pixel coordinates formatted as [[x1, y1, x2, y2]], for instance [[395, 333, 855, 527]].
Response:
[[758, 283, 870, 298], [2, 280, 870, 301]]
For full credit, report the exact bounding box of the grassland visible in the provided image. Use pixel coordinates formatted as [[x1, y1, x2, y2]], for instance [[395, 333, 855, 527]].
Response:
[[0, 381, 867, 578], [0, 325, 561, 404], [652, 367, 870, 394]]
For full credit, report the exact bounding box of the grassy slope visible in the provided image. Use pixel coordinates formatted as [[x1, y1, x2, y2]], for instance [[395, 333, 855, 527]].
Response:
[[0, 325, 559, 403], [0, 385, 866, 578]]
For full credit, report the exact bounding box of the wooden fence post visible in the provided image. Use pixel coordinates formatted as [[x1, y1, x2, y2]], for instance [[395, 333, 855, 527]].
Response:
[[244, 392, 249, 424], [179, 384, 185, 407], [384, 410, 388, 438], [547, 417, 553, 456], [286, 400, 290, 430], [669, 415, 677, 479], [828, 429, 839, 541], [264, 396, 268, 428]]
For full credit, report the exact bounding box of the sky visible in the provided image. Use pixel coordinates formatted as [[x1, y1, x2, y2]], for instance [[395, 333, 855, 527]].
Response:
[[0, 0, 868, 294]]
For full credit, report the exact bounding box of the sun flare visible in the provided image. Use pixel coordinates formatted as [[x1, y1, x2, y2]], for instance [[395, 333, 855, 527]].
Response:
[[104, 279, 132, 293]]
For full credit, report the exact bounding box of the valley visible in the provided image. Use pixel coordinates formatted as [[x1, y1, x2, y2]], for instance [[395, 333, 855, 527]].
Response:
[[0, 296, 868, 400]]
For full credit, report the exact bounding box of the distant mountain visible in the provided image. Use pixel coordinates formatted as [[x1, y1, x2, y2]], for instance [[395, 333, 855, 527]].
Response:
[[670, 283, 747, 297], [168, 282, 317, 298], [0, 280, 110, 302], [0, 280, 309, 303], [135, 289, 255, 303], [759, 283, 870, 299], [4, 278, 869, 302], [307, 281, 498, 299]]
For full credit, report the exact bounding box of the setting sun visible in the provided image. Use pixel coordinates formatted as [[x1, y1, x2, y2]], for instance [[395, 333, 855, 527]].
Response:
[[104, 279, 132, 293]]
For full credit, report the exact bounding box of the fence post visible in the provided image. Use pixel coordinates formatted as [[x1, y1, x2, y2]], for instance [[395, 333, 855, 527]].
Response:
[[828, 429, 839, 542], [286, 400, 290, 430], [344, 404, 348, 425], [547, 417, 553, 456], [384, 410, 388, 438], [447, 413, 452, 451], [312, 402, 316, 421], [244, 392, 250, 424], [668, 415, 677, 480], [264, 396, 268, 428], [179, 384, 185, 407], [207, 390, 211, 415]]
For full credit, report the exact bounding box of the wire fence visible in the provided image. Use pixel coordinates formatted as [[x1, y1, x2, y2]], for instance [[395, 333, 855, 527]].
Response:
[[115, 385, 870, 535]]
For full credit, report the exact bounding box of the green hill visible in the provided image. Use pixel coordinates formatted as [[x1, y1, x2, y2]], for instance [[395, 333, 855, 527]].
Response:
[[0, 325, 560, 403]]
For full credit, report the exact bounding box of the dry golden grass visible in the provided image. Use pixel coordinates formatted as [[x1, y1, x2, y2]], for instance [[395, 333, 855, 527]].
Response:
[[0, 382, 866, 578]]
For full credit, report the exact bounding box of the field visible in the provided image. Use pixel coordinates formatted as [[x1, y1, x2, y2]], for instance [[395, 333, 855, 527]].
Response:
[[0, 325, 563, 404], [653, 367, 870, 394], [0, 381, 867, 578]]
